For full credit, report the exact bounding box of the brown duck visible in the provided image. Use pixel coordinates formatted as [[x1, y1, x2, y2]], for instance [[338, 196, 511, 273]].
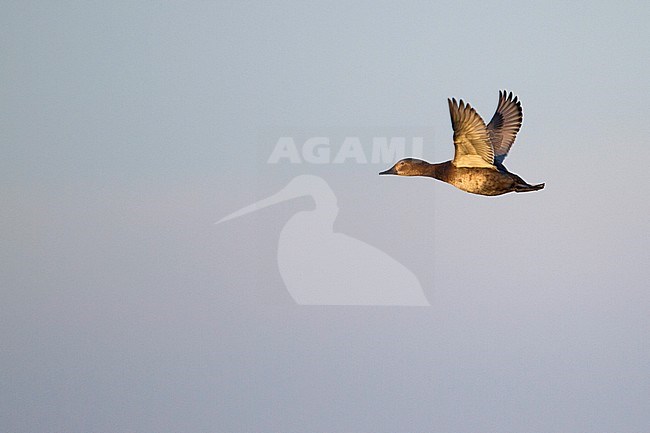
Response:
[[379, 91, 544, 196]]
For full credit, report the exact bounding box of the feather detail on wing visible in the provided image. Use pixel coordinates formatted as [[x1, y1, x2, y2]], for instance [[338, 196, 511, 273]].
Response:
[[487, 90, 523, 164], [448, 98, 494, 168]]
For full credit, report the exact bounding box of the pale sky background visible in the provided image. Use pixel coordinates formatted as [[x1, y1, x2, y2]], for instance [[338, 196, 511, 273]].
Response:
[[2, 1, 650, 432]]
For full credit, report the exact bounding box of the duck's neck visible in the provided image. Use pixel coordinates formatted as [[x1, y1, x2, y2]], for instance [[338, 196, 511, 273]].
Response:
[[414, 161, 449, 180]]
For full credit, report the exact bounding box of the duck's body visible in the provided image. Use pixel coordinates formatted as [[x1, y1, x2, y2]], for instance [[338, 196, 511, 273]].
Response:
[[380, 91, 544, 196], [385, 160, 543, 196]]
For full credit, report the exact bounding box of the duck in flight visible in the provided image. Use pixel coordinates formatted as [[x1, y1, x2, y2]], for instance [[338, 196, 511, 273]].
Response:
[[379, 91, 544, 196]]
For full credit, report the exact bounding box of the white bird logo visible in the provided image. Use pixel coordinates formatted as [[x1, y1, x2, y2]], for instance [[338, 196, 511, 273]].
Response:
[[217, 175, 429, 306]]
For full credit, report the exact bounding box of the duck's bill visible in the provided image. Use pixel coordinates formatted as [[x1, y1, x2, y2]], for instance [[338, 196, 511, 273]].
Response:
[[379, 168, 396, 175]]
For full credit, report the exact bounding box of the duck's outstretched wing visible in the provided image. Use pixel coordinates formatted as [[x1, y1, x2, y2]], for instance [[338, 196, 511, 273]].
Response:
[[448, 98, 494, 168], [487, 90, 522, 164]]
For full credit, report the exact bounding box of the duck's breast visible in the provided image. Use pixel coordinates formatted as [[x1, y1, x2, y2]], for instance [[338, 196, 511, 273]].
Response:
[[445, 167, 513, 196]]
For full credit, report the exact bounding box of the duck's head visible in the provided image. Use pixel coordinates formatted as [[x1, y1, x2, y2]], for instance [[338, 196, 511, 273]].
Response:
[[379, 158, 429, 176]]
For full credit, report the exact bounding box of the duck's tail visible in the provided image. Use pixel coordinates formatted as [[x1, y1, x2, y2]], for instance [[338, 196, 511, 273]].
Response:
[[515, 182, 545, 193]]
